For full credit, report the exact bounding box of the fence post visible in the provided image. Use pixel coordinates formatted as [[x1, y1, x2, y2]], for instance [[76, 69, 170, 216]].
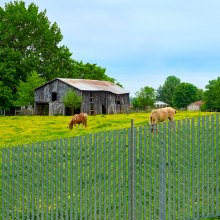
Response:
[[130, 119, 136, 220]]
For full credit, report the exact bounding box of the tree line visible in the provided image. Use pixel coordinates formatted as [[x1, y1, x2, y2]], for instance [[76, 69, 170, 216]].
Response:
[[132, 75, 220, 112]]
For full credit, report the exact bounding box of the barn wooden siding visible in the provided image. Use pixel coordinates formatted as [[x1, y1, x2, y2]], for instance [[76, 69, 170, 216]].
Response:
[[34, 79, 130, 116], [82, 91, 130, 115]]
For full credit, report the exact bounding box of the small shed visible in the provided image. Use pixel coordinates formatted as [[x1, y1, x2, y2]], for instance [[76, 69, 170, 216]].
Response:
[[154, 101, 169, 108], [187, 101, 203, 111], [34, 78, 130, 115]]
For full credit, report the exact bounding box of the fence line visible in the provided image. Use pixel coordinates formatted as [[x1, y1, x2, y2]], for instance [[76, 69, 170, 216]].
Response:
[[1, 114, 220, 219]]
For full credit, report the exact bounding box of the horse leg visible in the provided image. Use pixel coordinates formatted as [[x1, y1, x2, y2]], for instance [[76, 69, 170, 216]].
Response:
[[83, 121, 86, 128], [151, 117, 159, 133], [168, 117, 175, 130], [151, 124, 154, 133], [151, 123, 158, 133], [84, 120, 87, 128]]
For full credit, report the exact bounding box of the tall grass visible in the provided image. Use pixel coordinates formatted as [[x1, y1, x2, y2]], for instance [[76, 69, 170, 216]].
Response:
[[0, 111, 215, 148]]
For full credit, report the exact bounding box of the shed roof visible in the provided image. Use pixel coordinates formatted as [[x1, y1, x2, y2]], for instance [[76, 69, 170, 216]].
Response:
[[35, 78, 129, 95], [154, 101, 168, 105]]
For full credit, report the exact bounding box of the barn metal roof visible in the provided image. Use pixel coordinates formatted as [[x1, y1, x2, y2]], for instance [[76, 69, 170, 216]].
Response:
[[57, 78, 129, 94]]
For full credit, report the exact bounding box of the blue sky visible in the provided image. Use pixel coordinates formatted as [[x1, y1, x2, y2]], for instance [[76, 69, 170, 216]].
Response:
[[1, 0, 220, 96]]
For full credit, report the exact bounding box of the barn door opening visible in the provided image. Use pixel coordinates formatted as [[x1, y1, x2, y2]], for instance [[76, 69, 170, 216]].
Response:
[[65, 107, 80, 116], [102, 105, 106, 114], [35, 103, 49, 115]]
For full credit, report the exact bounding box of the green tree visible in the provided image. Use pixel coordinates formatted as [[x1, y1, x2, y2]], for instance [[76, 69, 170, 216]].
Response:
[[0, 81, 14, 110], [63, 90, 82, 115], [0, 1, 122, 110], [15, 71, 46, 107], [156, 85, 163, 100], [196, 88, 204, 100], [172, 83, 198, 108], [156, 76, 181, 106], [203, 77, 220, 111], [68, 61, 122, 87], [0, 1, 74, 109], [72, 61, 114, 81], [132, 86, 156, 109]]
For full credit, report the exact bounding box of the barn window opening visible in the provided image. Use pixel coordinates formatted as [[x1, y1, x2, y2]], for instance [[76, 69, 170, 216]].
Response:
[[102, 93, 107, 114], [52, 92, 57, 101], [90, 92, 95, 115], [116, 95, 120, 105], [90, 92, 94, 103]]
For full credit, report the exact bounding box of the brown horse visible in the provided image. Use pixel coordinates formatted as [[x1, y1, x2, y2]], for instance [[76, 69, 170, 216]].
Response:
[[69, 113, 88, 130], [149, 107, 176, 132]]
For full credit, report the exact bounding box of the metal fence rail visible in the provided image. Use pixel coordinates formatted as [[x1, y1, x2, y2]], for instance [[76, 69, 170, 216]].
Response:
[[1, 114, 220, 219]]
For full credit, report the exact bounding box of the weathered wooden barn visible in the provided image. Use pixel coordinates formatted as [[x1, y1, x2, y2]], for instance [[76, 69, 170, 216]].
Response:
[[34, 78, 130, 115]]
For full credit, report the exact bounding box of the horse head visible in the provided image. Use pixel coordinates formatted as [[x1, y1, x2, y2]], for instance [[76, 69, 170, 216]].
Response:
[[69, 119, 74, 130]]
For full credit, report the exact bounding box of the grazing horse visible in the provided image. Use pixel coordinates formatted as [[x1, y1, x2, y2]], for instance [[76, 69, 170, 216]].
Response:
[[69, 113, 88, 130], [149, 107, 176, 132]]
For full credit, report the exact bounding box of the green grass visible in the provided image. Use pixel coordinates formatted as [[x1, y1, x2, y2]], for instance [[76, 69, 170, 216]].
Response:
[[0, 111, 215, 148]]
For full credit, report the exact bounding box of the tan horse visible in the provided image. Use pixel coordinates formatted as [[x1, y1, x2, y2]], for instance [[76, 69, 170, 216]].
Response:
[[69, 113, 88, 130], [149, 107, 176, 132]]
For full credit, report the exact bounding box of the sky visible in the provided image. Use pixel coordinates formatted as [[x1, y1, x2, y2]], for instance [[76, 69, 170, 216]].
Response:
[[1, 0, 220, 96]]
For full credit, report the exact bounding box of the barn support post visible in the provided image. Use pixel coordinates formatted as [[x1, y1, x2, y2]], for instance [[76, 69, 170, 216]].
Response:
[[130, 119, 136, 220], [158, 123, 167, 220]]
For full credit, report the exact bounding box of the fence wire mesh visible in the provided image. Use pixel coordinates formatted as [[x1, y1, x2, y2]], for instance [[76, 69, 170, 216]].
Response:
[[1, 114, 220, 219]]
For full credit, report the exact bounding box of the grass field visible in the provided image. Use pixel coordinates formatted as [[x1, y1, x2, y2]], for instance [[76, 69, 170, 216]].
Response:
[[0, 111, 216, 148]]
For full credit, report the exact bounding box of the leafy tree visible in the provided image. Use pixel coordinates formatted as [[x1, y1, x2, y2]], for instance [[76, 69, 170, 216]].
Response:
[[172, 83, 198, 108], [196, 88, 204, 100], [0, 2, 120, 106], [63, 90, 82, 115], [203, 77, 220, 111], [73, 61, 114, 81], [0, 1, 122, 110], [0, 81, 14, 110], [156, 76, 181, 106], [156, 85, 163, 100], [132, 86, 156, 109], [68, 61, 122, 87], [15, 71, 46, 107], [0, 1, 74, 108]]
